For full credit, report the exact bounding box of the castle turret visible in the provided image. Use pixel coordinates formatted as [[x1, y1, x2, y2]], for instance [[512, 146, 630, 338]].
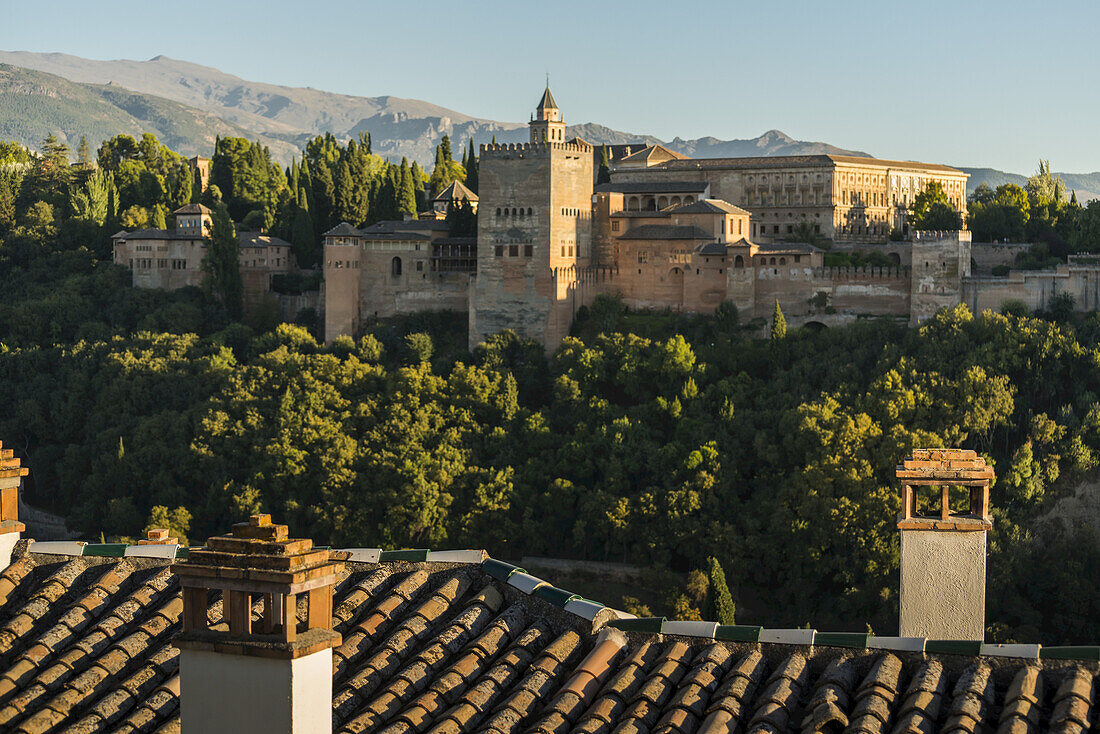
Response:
[[529, 86, 566, 144]]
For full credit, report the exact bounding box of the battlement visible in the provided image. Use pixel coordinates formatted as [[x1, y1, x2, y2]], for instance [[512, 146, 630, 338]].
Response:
[[911, 229, 972, 243], [480, 140, 593, 159], [815, 266, 910, 281]]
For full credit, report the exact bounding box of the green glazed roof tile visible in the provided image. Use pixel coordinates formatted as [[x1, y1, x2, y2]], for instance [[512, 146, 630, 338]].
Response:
[[379, 549, 429, 562], [815, 632, 870, 649], [531, 585, 580, 607], [608, 617, 666, 634], [81, 543, 128, 558], [482, 558, 524, 582], [715, 625, 763, 642], [925, 639, 983, 656], [1040, 646, 1100, 661]]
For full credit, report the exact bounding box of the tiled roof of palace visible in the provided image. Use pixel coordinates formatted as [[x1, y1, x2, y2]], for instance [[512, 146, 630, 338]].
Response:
[[111, 229, 200, 242], [238, 232, 293, 250], [672, 199, 751, 216], [171, 204, 213, 216], [648, 155, 966, 175], [432, 181, 479, 204], [0, 542, 1097, 733], [596, 181, 709, 194]]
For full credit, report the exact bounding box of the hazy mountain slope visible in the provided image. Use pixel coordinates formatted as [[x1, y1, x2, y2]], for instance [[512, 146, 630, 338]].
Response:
[[0, 51, 870, 165], [0, 64, 300, 161], [960, 167, 1100, 203]]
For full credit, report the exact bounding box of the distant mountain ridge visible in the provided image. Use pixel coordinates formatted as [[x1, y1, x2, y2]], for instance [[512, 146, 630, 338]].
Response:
[[960, 167, 1100, 204], [0, 50, 871, 165], [0, 64, 301, 161]]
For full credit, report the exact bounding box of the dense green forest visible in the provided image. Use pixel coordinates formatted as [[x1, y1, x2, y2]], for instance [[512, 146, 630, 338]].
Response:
[[1, 135, 1099, 645]]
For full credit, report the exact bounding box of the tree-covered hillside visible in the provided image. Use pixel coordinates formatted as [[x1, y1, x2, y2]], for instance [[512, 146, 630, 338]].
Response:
[[1, 132, 1099, 646]]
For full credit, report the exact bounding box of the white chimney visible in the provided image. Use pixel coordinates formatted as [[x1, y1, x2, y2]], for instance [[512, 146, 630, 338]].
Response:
[[896, 449, 992, 640], [173, 514, 342, 734]]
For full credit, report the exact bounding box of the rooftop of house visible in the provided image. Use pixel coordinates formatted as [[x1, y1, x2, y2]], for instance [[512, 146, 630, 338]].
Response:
[[432, 180, 478, 204], [0, 534, 1096, 734], [172, 204, 213, 216], [237, 232, 293, 250]]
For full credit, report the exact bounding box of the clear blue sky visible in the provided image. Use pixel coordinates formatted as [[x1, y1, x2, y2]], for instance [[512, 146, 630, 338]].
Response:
[[3, 0, 1098, 173]]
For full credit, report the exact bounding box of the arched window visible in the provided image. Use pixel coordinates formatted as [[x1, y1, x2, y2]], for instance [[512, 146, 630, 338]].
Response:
[[734, 255, 744, 267], [528, 207, 533, 216], [779, 257, 786, 265], [496, 208, 501, 217], [770, 257, 776, 265], [391, 257, 403, 277]]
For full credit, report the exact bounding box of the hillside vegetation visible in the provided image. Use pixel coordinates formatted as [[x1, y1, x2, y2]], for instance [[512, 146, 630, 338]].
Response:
[[1, 131, 1099, 645]]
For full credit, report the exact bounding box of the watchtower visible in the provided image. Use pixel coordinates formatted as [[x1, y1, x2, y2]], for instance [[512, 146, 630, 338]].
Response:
[[530, 86, 566, 144], [173, 514, 342, 734], [895, 448, 993, 640]]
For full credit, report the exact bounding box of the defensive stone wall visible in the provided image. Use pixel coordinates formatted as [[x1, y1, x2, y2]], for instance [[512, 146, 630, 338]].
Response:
[[964, 260, 1100, 314], [970, 242, 1030, 274]]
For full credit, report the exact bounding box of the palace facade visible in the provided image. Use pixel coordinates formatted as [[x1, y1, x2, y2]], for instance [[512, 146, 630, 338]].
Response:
[[324, 88, 977, 350]]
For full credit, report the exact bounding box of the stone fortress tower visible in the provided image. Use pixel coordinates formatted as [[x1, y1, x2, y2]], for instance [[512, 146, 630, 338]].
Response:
[[469, 87, 597, 350]]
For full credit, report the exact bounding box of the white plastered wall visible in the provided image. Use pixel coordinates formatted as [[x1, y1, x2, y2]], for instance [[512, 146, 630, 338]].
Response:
[[899, 530, 986, 640], [180, 647, 332, 734]]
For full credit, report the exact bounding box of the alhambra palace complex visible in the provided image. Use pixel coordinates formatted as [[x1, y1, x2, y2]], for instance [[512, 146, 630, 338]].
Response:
[[116, 88, 1100, 351]]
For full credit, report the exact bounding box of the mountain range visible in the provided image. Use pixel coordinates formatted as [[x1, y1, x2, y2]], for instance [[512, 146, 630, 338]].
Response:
[[0, 50, 1097, 203], [0, 51, 867, 165]]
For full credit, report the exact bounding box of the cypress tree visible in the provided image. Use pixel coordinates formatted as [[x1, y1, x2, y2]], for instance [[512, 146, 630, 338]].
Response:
[[433, 144, 444, 172], [771, 300, 787, 340], [398, 158, 417, 216], [597, 145, 611, 185], [465, 139, 478, 194], [290, 205, 315, 268], [461, 145, 468, 171], [410, 161, 426, 210], [704, 557, 735, 625], [440, 135, 453, 163], [202, 202, 243, 320]]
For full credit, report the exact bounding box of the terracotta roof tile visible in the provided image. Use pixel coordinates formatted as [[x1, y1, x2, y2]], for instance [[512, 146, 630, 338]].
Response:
[[1, 547, 1098, 732]]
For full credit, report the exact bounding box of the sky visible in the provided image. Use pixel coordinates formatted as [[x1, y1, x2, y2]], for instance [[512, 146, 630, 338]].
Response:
[[2, 0, 1099, 173]]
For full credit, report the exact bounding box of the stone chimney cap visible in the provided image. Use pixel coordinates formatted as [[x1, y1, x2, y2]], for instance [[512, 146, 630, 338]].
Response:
[[896, 448, 993, 530], [137, 528, 178, 545], [896, 448, 993, 483]]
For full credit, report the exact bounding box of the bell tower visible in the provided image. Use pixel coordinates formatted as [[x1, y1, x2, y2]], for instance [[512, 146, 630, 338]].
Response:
[[529, 85, 566, 144]]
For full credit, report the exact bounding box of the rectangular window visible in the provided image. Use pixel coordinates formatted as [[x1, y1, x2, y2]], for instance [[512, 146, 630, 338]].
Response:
[[416, 261, 424, 271], [638, 251, 649, 264], [786, 225, 793, 234], [494, 245, 503, 257], [611, 221, 620, 232], [524, 245, 533, 257], [509, 245, 519, 257], [773, 225, 779, 234], [568, 245, 574, 256], [794, 255, 801, 263]]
